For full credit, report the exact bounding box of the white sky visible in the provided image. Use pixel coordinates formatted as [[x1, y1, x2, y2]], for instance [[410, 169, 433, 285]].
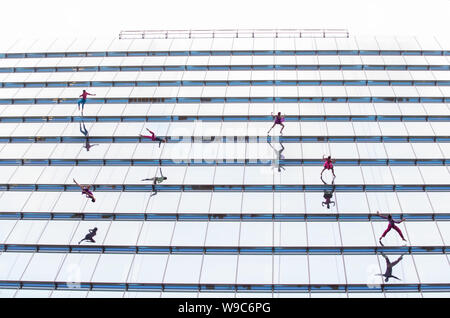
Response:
[[1, 0, 449, 39]]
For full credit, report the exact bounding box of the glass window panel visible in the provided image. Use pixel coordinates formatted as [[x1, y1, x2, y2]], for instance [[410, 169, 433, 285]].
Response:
[[9, 166, 45, 184], [147, 192, 181, 214], [411, 143, 443, 159], [104, 143, 138, 159], [366, 192, 402, 213], [273, 167, 303, 185], [333, 167, 364, 185], [273, 221, 307, 246], [11, 123, 43, 137], [436, 221, 450, 245], [419, 166, 450, 184], [0, 166, 18, 183], [49, 144, 82, 159], [301, 143, 330, 159], [220, 122, 248, 136], [240, 222, 272, 246], [362, 166, 394, 184], [390, 166, 424, 184], [96, 103, 126, 116], [56, 253, 100, 284], [66, 166, 101, 184], [0, 220, 17, 243], [39, 220, 79, 245], [307, 222, 342, 246], [353, 122, 382, 136], [37, 166, 73, 184], [123, 292, 162, 298], [343, 255, 383, 285], [373, 103, 401, 116], [246, 143, 273, 161], [91, 254, 134, 283], [430, 122, 450, 136], [404, 122, 434, 136], [323, 103, 350, 116], [329, 143, 358, 159], [384, 143, 415, 159], [336, 193, 370, 213], [242, 193, 273, 213], [5, 220, 47, 244], [397, 192, 433, 213], [378, 122, 408, 136], [114, 192, 151, 213], [137, 221, 175, 246], [405, 222, 443, 246], [164, 255, 203, 284], [236, 255, 272, 284], [357, 143, 387, 159], [128, 254, 168, 284], [222, 103, 249, 116], [24, 144, 56, 159], [171, 221, 208, 246], [178, 192, 212, 213], [189, 142, 219, 161], [132, 143, 163, 160], [427, 192, 450, 214], [200, 255, 238, 284], [273, 255, 309, 284], [205, 221, 240, 246], [36, 124, 69, 138], [0, 252, 32, 280], [183, 166, 215, 185], [216, 143, 246, 161], [0, 192, 32, 212], [309, 255, 346, 284], [15, 290, 53, 298], [94, 166, 129, 184], [300, 122, 327, 136], [340, 222, 376, 246], [104, 221, 142, 245], [22, 253, 66, 281], [209, 192, 242, 214], [52, 192, 88, 213], [273, 193, 305, 214]]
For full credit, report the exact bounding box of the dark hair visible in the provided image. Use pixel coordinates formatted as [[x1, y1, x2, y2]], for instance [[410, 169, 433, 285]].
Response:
[[387, 214, 392, 219], [92, 198, 96, 202], [163, 177, 167, 180], [277, 112, 281, 116], [328, 156, 331, 159], [93, 227, 98, 231]]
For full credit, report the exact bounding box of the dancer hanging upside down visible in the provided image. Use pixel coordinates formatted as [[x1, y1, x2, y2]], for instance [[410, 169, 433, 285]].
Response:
[[140, 128, 167, 148], [267, 112, 285, 135], [321, 155, 336, 178], [73, 178, 96, 202], [142, 168, 167, 196], [377, 210, 407, 246], [78, 227, 98, 244]]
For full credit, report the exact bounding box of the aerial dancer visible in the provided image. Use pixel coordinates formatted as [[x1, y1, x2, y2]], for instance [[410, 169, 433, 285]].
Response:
[[73, 178, 96, 202], [142, 168, 167, 196], [320, 155, 336, 178], [78, 90, 96, 115], [140, 128, 167, 148], [376, 252, 404, 282], [267, 112, 285, 135], [78, 227, 98, 244], [377, 210, 407, 246]]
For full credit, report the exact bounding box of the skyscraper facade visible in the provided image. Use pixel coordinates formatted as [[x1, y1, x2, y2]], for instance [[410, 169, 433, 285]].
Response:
[[0, 30, 448, 298]]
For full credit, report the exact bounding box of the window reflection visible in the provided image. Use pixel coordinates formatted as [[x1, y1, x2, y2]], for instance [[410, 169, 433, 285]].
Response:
[[321, 177, 336, 209], [268, 140, 285, 172], [377, 253, 405, 282]]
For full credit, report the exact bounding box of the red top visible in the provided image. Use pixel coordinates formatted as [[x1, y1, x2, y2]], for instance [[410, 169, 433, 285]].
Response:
[[80, 91, 92, 99]]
